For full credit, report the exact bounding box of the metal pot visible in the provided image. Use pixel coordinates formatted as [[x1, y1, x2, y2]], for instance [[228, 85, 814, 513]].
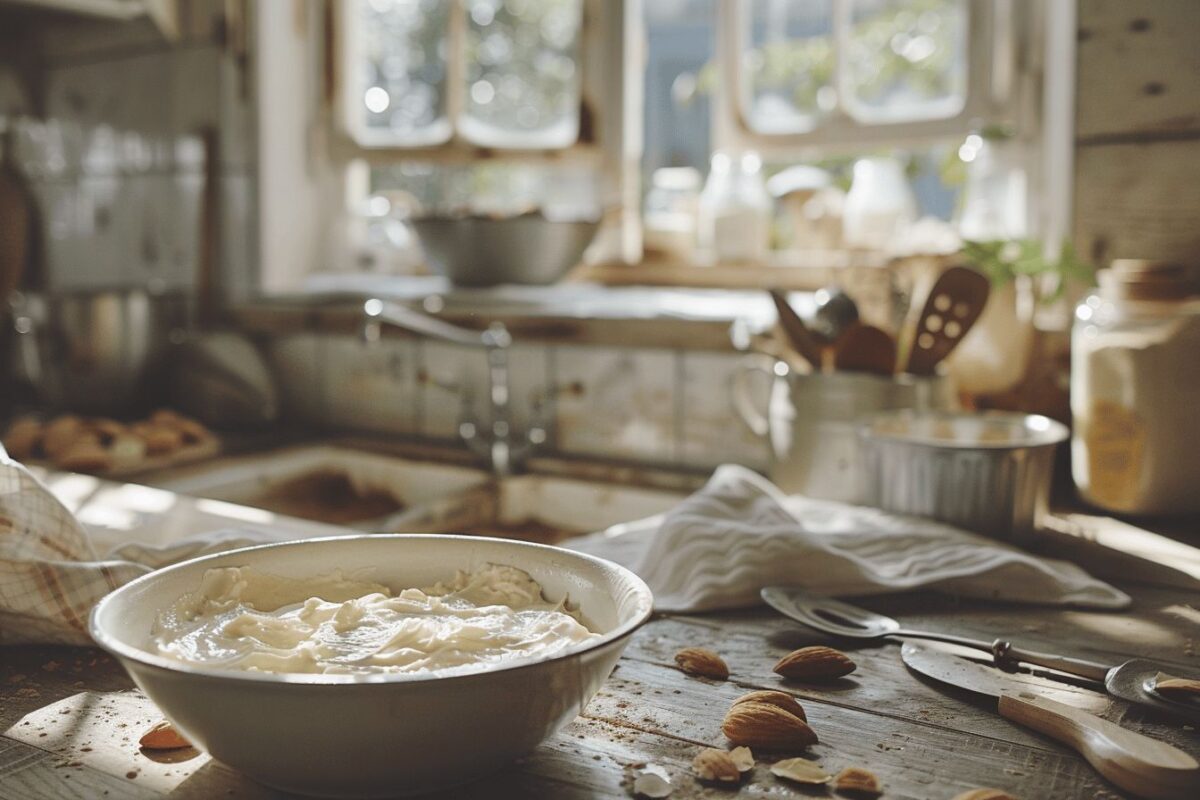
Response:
[[8, 289, 189, 415], [859, 410, 1070, 543], [733, 356, 955, 503]]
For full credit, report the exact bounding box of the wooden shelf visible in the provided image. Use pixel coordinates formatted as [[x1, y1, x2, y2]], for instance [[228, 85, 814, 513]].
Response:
[[573, 252, 894, 291]]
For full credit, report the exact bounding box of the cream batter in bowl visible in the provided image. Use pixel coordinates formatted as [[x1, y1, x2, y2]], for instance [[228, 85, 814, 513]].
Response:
[[89, 535, 654, 798], [152, 564, 601, 677]]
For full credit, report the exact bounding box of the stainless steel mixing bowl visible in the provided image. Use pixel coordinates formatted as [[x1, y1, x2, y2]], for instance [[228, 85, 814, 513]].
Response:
[[409, 215, 600, 287], [9, 289, 187, 414]]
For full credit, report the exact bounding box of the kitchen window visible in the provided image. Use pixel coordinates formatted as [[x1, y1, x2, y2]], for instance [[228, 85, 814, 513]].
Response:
[[321, 0, 638, 268], [341, 0, 588, 152], [714, 0, 1021, 153], [259, 0, 1058, 290]]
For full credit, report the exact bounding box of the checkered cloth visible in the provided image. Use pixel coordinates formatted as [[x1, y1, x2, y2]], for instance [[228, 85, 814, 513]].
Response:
[[0, 451, 297, 646], [0, 451, 149, 644]]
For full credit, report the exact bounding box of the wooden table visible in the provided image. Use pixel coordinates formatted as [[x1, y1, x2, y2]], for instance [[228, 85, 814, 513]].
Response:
[[2, 515, 1198, 799]]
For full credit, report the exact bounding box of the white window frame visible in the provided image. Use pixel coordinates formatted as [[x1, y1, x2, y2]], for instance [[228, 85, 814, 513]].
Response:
[[256, 0, 1069, 291], [338, 0, 566, 154], [326, 0, 642, 260], [709, 0, 1073, 248], [714, 0, 1026, 156]]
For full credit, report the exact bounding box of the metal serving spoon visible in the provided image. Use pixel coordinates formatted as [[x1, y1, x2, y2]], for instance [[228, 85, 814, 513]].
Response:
[[762, 586, 1200, 723]]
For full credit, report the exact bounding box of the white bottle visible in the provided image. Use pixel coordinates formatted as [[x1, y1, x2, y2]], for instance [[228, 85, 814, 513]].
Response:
[[957, 136, 1028, 241], [842, 156, 917, 250], [698, 151, 772, 264]]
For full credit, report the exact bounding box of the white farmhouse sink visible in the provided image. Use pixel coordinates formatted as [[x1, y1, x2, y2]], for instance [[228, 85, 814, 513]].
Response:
[[388, 472, 685, 543], [149, 445, 489, 529], [149, 445, 685, 542]]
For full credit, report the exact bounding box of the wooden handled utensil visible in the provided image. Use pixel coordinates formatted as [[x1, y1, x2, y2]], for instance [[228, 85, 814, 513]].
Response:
[[998, 692, 1200, 800], [833, 323, 896, 375], [904, 266, 990, 375], [902, 642, 1200, 799], [768, 289, 824, 370]]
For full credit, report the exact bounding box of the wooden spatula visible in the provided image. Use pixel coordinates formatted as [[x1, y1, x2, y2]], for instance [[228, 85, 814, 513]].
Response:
[[769, 289, 824, 370], [904, 266, 990, 375]]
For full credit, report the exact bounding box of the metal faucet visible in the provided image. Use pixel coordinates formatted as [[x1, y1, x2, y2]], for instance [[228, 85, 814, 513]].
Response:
[[361, 298, 543, 475]]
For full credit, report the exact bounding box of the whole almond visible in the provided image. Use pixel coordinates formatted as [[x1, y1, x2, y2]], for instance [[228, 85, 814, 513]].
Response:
[[773, 646, 856, 681], [692, 748, 741, 783], [731, 690, 807, 721], [834, 766, 882, 796], [770, 757, 831, 785], [722, 701, 817, 751], [953, 790, 1018, 800], [674, 647, 729, 680], [139, 720, 191, 750]]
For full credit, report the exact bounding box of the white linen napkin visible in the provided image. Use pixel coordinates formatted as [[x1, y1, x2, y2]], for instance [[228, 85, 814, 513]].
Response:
[[568, 464, 1130, 612]]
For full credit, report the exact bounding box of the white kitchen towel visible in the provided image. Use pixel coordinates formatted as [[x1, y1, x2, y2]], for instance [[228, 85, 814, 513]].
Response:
[[0, 452, 297, 646], [568, 464, 1130, 612]]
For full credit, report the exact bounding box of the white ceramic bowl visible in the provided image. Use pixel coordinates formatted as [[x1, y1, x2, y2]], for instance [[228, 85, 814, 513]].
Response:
[[89, 535, 653, 798]]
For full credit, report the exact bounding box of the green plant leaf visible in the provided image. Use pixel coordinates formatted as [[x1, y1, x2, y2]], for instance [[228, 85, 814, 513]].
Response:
[[960, 238, 1097, 305]]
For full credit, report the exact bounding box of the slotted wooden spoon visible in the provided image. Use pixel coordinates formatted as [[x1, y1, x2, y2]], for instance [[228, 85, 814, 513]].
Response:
[[904, 266, 990, 375]]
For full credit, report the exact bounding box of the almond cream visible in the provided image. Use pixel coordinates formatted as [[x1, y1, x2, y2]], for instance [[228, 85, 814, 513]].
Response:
[[152, 563, 599, 677]]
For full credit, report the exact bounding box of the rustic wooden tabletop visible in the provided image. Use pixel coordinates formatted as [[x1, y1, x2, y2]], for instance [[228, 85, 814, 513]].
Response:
[[2, 514, 1198, 800]]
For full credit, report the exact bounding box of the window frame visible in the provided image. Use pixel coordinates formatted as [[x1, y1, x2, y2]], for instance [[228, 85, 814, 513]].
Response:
[[254, 0, 1070, 294], [324, 0, 642, 262], [713, 0, 1025, 157], [333, 0, 605, 161]]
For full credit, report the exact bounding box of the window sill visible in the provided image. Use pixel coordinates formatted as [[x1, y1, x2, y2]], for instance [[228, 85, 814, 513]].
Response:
[[235, 251, 947, 352], [575, 251, 895, 291], [235, 274, 777, 352]]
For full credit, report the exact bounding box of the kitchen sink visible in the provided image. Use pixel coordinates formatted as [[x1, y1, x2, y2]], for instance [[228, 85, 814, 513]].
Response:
[[149, 445, 685, 542], [388, 471, 685, 543]]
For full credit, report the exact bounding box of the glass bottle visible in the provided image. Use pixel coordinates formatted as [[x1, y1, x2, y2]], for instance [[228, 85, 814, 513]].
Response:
[[842, 156, 917, 250]]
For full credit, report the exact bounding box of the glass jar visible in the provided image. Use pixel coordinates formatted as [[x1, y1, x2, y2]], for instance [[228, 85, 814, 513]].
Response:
[[643, 167, 701, 261], [1071, 260, 1200, 514], [697, 151, 772, 264]]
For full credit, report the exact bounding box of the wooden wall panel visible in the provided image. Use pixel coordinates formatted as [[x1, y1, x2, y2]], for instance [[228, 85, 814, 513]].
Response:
[[1076, 0, 1200, 141], [1073, 139, 1200, 265]]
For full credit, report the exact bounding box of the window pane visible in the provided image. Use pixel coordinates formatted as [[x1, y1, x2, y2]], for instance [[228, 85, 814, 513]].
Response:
[[643, 0, 715, 174], [846, 0, 968, 123], [742, 0, 835, 135], [460, 0, 584, 149], [371, 161, 600, 219], [354, 0, 451, 145]]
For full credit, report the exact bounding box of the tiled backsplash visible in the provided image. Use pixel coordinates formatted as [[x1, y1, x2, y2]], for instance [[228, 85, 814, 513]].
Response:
[[5, 39, 253, 297], [267, 333, 769, 473]]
